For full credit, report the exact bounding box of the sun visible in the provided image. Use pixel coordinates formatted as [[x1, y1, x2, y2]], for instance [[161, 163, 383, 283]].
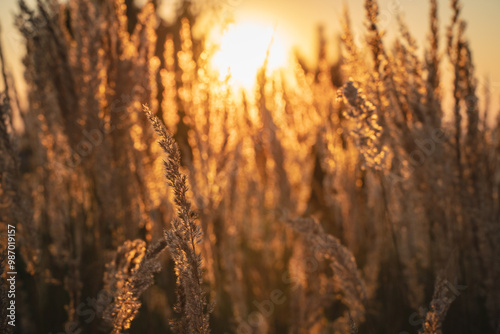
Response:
[[210, 20, 290, 89]]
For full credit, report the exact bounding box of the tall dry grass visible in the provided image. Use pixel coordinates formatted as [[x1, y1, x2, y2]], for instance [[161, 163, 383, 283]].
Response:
[[0, 0, 499, 333]]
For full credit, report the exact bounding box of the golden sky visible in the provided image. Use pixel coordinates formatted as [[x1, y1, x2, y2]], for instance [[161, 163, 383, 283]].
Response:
[[217, 0, 500, 88], [1, 0, 499, 114], [210, 0, 500, 118]]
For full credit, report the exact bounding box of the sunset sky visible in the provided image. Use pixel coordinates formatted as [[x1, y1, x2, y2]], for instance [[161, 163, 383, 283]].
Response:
[[205, 0, 500, 101], [1, 0, 499, 113]]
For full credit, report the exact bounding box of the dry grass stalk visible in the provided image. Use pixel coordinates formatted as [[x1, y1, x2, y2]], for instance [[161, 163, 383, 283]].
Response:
[[144, 105, 211, 334], [420, 275, 459, 334], [286, 216, 367, 324], [337, 80, 386, 170], [103, 238, 168, 333]]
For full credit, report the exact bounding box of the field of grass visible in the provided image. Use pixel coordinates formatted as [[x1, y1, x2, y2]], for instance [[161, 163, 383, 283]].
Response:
[[0, 0, 499, 333]]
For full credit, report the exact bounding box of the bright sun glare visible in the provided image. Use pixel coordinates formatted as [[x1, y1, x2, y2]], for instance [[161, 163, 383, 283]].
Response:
[[210, 21, 289, 89]]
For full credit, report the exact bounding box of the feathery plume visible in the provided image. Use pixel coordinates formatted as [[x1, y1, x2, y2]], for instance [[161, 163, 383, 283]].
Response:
[[144, 104, 211, 334], [103, 238, 168, 333]]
